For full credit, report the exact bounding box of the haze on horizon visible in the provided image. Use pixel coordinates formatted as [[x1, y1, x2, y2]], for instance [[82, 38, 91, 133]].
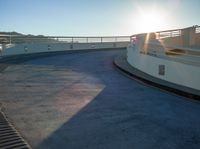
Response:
[[0, 0, 200, 36]]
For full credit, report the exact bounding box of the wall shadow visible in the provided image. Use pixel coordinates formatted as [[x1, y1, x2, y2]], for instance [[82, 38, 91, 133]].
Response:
[[1, 49, 200, 149], [32, 50, 200, 149]]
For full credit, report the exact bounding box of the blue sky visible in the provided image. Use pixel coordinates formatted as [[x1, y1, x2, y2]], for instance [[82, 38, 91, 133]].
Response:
[[0, 0, 200, 36]]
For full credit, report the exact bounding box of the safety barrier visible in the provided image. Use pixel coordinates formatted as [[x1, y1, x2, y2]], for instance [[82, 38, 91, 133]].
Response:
[[0, 35, 130, 57], [0, 35, 130, 44]]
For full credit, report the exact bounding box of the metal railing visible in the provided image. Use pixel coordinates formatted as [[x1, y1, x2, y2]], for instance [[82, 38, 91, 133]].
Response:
[[196, 26, 200, 33], [130, 26, 200, 64], [157, 29, 182, 39], [130, 26, 200, 40], [156, 26, 200, 39], [0, 35, 131, 44]]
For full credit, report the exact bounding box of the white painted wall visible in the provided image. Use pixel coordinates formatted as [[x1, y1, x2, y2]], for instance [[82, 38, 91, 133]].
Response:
[[1, 42, 129, 57], [127, 44, 200, 90]]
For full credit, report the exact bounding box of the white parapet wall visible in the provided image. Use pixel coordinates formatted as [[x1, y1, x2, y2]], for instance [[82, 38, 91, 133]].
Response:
[[127, 44, 200, 91], [0, 42, 129, 57]]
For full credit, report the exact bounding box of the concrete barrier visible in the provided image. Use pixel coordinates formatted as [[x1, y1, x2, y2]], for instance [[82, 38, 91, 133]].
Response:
[[127, 44, 200, 91], [0, 42, 129, 57]]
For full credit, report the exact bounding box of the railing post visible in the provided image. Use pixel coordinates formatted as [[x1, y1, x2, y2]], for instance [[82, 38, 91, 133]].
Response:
[[101, 37, 103, 43], [0, 44, 3, 57], [115, 37, 117, 42], [9, 32, 12, 44], [158, 32, 160, 39]]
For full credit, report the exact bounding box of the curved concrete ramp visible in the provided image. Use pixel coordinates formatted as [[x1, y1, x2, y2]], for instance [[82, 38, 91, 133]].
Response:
[[0, 49, 200, 149]]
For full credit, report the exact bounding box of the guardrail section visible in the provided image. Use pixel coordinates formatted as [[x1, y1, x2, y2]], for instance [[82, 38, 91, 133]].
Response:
[[0, 35, 130, 44]]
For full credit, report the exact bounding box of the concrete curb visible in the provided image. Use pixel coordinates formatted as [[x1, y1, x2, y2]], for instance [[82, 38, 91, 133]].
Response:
[[113, 54, 200, 100]]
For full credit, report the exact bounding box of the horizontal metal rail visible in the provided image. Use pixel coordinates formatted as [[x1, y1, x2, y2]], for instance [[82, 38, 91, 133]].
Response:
[[196, 26, 200, 33], [157, 30, 182, 39], [0, 35, 131, 44], [130, 26, 200, 40]]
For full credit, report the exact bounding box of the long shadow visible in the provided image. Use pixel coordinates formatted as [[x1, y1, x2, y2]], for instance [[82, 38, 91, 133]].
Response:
[[35, 82, 200, 149], [31, 51, 200, 149], [1, 49, 200, 149]]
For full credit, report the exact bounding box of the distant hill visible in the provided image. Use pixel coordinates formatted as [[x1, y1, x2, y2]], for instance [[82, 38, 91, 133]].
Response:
[[0, 31, 47, 37], [0, 31, 24, 36], [0, 32, 23, 44], [0, 32, 50, 44]]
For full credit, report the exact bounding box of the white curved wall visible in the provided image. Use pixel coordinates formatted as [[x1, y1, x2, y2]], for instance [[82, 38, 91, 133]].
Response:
[[127, 44, 200, 91], [1, 42, 129, 57]]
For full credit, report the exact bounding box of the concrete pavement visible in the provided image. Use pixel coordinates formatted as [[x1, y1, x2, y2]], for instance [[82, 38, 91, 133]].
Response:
[[0, 49, 200, 149]]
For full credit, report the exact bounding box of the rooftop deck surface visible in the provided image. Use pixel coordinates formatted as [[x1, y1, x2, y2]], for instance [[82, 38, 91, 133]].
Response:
[[0, 49, 200, 149]]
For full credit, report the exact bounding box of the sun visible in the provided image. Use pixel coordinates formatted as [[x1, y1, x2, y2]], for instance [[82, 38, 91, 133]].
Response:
[[135, 10, 167, 33]]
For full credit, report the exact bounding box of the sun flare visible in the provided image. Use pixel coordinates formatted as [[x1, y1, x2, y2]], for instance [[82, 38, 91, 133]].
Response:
[[135, 10, 167, 33]]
